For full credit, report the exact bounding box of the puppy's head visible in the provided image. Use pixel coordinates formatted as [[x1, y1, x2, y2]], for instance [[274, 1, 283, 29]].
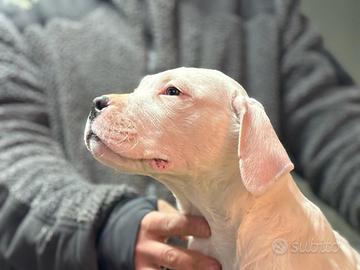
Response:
[[84, 67, 293, 195]]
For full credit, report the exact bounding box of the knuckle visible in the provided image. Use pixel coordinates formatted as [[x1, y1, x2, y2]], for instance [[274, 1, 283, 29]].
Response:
[[141, 212, 157, 231], [164, 214, 184, 235], [140, 218, 151, 232], [167, 215, 189, 235], [161, 247, 178, 266], [164, 216, 175, 233]]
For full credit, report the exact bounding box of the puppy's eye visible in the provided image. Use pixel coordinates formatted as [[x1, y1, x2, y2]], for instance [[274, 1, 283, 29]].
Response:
[[164, 86, 182, 96]]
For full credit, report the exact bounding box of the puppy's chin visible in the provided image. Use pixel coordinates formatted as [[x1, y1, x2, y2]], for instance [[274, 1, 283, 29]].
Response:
[[84, 118, 122, 164], [87, 135, 108, 158], [86, 136, 141, 173]]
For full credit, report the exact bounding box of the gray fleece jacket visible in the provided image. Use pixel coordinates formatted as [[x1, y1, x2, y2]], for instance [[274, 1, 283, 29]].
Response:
[[0, 0, 359, 269]]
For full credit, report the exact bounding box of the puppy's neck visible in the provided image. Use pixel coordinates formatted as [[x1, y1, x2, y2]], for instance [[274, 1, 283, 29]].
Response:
[[158, 167, 253, 227], [158, 169, 297, 230]]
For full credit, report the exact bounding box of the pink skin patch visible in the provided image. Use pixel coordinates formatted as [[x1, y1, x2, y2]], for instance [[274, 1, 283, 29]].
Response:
[[150, 159, 169, 170]]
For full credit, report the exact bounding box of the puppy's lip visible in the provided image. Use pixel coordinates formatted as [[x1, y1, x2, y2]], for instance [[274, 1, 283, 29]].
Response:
[[87, 131, 169, 165], [85, 130, 99, 150]]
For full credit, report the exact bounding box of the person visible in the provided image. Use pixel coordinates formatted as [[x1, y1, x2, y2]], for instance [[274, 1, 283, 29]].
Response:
[[0, 0, 359, 269]]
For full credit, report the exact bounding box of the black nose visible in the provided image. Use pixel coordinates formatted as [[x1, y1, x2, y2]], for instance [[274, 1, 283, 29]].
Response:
[[93, 96, 109, 111], [89, 96, 109, 121]]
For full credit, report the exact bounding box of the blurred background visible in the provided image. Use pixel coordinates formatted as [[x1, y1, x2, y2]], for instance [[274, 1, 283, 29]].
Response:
[[299, 0, 360, 250], [302, 0, 360, 84]]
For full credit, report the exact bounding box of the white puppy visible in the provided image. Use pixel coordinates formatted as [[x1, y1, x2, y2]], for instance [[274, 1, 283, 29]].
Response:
[[85, 67, 360, 270]]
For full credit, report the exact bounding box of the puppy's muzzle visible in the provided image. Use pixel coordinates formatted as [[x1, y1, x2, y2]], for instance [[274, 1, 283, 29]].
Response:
[[85, 95, 109, 148], [89, 95, 109, 121]]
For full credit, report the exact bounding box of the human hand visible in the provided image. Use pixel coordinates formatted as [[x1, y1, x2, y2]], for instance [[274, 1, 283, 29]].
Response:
[[134, 200, 221, 270]]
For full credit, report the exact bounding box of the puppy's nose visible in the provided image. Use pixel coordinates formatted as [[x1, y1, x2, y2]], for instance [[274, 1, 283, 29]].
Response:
[[89, 96, 109, 121], [93, 96, 109, 111]]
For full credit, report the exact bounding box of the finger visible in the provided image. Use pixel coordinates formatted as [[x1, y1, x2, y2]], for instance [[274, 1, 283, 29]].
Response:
[[141, 241, 221, 270], [142, 212, 211, 238]]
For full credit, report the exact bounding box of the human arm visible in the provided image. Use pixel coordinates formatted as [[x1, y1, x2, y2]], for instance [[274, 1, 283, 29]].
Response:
[[0, 13, 156, 270], [0, 12, 221, 270]]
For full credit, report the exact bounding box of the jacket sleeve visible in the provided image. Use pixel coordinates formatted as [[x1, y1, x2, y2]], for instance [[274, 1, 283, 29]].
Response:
[[0, 14, 156, 270], [279, 0, 360, 229]]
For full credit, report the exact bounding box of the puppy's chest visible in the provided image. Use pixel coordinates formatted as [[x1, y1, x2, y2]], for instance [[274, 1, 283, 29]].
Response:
[[178, 201, 240, 269], [188, 226, 239, 270]]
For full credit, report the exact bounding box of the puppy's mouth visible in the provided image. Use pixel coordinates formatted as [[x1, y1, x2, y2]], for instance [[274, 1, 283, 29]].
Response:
[[85, 130, 169, 170], [85, 130, 99, 149]]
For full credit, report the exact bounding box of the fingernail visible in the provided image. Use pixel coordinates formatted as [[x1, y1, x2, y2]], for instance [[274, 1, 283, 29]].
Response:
[[203, 226, 211, 237], [208, 264, 221, 270], [202, 222, 211, 237], [208, 263, 221, 270]]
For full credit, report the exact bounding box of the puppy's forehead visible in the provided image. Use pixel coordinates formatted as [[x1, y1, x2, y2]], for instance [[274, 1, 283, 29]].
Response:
[[138, 67, 247, 98], [162, 68, 231, 88]]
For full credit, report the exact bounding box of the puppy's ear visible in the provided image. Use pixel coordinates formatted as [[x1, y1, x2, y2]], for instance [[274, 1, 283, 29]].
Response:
[[233, 96, 294, 195]]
